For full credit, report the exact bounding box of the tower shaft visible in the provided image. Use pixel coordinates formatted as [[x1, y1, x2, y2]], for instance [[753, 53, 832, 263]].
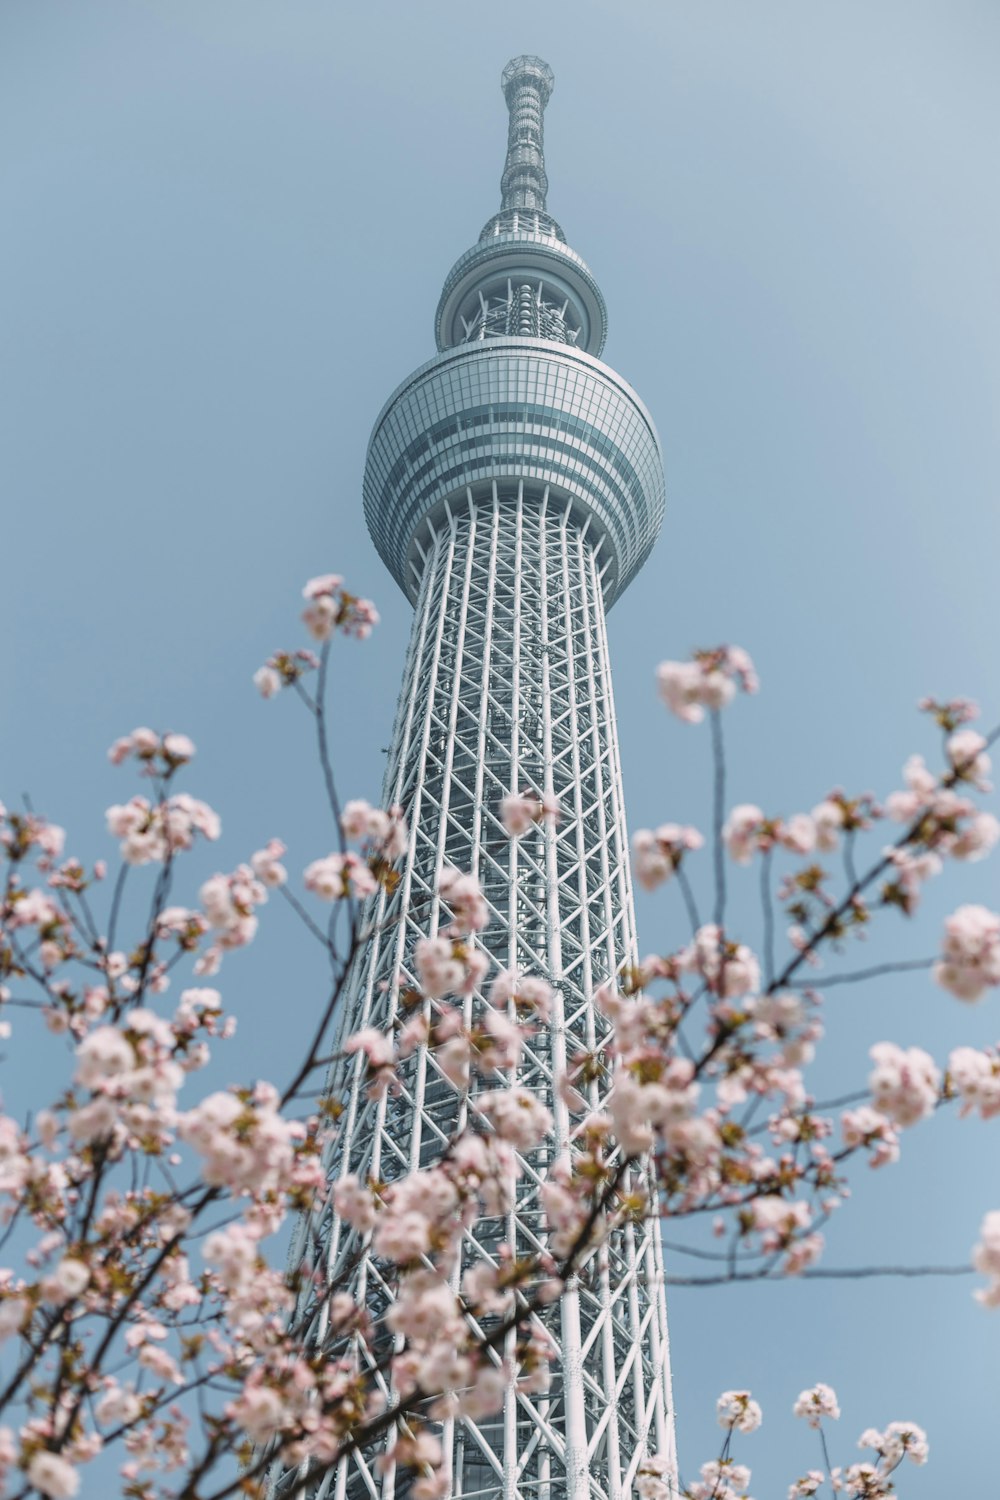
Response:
[[278, 55, 675, 1500]]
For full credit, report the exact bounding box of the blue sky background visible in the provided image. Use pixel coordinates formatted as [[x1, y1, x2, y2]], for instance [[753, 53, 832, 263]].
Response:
[[2, 1, 998, 1492]]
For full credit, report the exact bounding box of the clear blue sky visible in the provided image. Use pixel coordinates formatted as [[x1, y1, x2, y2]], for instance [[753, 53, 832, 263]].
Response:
[[2, 1, 998, 1492]]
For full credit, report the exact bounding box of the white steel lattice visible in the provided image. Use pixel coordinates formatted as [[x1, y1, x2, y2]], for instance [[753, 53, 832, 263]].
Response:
[[273, 51, 676, 1500], [277, 483, 676, 1500]]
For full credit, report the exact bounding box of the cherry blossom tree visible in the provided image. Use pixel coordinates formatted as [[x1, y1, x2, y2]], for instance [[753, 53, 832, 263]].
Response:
[[0, 571, 996, 1499]]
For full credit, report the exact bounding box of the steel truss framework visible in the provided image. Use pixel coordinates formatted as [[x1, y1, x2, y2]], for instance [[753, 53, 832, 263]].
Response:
[[273, 50, 676, 1500], [278, 484, 676, 1500]]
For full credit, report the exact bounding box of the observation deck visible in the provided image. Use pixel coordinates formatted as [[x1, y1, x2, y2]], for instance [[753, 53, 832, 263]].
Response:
[[363, 338, 664, 607], [362, 52, 665, 608]]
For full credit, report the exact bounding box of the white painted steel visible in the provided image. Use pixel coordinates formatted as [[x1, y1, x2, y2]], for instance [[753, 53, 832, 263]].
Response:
[[274, 50, 675, 1500], [275, 486, 676, 1500]]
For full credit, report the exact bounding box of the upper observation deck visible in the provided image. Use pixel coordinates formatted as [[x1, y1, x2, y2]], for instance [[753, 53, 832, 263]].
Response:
[[363, 55, 664, 606]]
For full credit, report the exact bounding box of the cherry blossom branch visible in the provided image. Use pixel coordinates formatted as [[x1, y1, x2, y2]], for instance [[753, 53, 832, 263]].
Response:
[[675, 864, 702, 939], [710, 708, 727, 929], [759, 847, 774, 988], [772, 719, 1000, 993], [313, 642, 347, 853], [279, 939, 359, 1109], [278, 883, 335, 953], [788, 957, 935, 989], [665, 1263, 973, 1287]]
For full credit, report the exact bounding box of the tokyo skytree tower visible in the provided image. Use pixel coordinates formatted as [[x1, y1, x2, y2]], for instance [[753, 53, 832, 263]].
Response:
[[282, 55, 674, 1500]]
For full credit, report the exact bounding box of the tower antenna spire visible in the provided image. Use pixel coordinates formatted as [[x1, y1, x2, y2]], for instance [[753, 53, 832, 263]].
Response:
[[500, 54, 555, 212]]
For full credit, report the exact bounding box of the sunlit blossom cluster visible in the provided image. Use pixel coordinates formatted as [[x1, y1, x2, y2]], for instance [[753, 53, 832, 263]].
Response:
[[656, 645, 758, 724], [972, 1210, 1000, 1307], [301, 573, 380, 642], [646, 1386, 927, 1500], [0, 595, 993, 1497], [722, 805, 816, 864], [632, 823, 704, 891], [500, 790, 560, 837], [106, 792, 220, 866], [933, 903, 1000, 1001], [107, 726, 196, 772]]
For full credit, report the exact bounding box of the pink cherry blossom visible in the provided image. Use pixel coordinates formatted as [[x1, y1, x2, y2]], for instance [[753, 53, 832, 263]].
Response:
[[811, 798, 845, 851], [657, 645, 757, 724], [105, 793, 220, 865], [478, 1087, 553, 1150], [858, 1420, 928, 1466], [682, 925, 760, 998], [488, 968, 553, 1021], [413, 937, 465, 998], [723, 805, 765, 864], [500, 790, 559, 837], [106, 727, 195, 774], [656, 660, 707, 723], [341, 799, 383, 840], [717, 1388, 763, 1432], [948, 1046, 1000, 1119], [251, 838, 288, 888], [177, 1084, 299, 1194], [884, 754, 938, 822], [303, 573, 344, 599], [345, 1027, 397, 1098], [947, 728, 991, 789], [840, 1106, 900, 1168], [632, 823, 703, 890], [41, 1256, 90, 1305], [372, 1207, 431, 1263], [333, 1174, 377, 1232], [228, 1383, 287, 1444], [933, 904, 1000, 1001], [868, 1042, 940, 1127], [253, 664, 282, 699], [793, 1382, 840, 1427], [780, 813, 817, 855], [301, 574, 380, 641], [438, 866, 488, 934], [687, 1458, 752, 1500], [340, 800, 408, 860], [951, 811, 1000, 861], [27, 1451, 80, 1499], [972, 1210, 1000, 1307], [303, 851, 378, 901], [635, 1454, 674, 1500]]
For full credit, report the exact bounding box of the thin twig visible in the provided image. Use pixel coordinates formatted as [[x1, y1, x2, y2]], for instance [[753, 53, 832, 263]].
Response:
[[279, 883, 336, 954], [666, 1263, 973, 1287], [314, 642, 347, 848], [788, 958, 935, 990], [710, 708, 726, 930], [760, 846, 774, 988], [675, 864, 701, 939]]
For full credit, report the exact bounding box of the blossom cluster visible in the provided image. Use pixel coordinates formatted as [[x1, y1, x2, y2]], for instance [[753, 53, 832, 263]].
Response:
[[302, 801, 409, 904], [632, 823, 704, 892], [657, 645, 759, 724], [500, 790, 560, 837], [105, 792, 220, 866], [107, 727, 196, 773], [301, 573, 380, 642], [644, 1387, 928, 1500], [722, 805, 816, 864], [972, 1211, 1000, 1307], [252, 571, 378, 698], [933, 903, 1000, 1001], [0, 587, 995, 1499]]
